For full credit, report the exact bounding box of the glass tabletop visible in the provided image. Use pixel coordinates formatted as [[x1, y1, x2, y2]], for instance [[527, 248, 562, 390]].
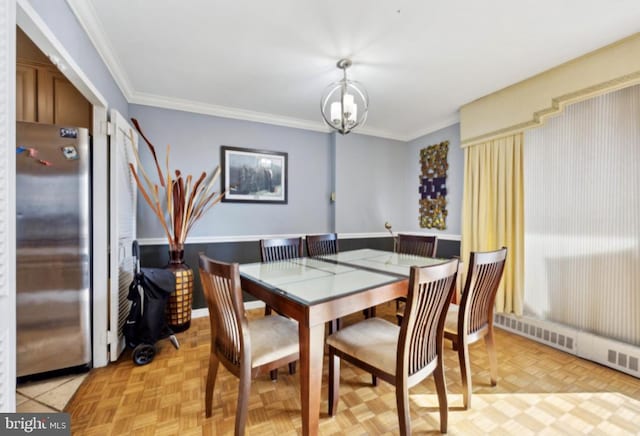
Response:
[[318, 248, 448, 275], [239, 249, 447, 306], [240, 256, 401, 305]]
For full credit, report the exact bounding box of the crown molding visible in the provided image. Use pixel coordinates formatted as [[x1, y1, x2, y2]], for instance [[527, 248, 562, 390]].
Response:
[[130, 91, 332, 134], [65, 0, 134, 100], [130, 91, 409, 141]]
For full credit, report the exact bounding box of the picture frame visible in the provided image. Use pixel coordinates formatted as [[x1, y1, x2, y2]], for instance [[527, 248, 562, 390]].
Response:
[[220, 146, 288, 204]]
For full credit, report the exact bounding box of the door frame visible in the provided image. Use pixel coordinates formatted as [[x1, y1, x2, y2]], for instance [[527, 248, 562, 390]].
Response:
[[0, 0, 17, 413], [16, 0, 111, 369]]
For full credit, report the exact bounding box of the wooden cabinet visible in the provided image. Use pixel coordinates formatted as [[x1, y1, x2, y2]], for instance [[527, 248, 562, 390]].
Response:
[[16, 28, 92, 131], [16, 63, 37, 122]]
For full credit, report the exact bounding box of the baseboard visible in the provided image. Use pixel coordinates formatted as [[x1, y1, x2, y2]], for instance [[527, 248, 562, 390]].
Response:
[[495, 313, 640, 379]]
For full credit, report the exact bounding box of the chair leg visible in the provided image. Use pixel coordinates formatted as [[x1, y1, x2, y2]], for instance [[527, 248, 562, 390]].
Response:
[[205, 353, 219, 418], [396, 313, 403, 326], [328, 319, 341, 335], [270, 369, 278, 381], [433, 358, 449, 434], [395, 379, 411, 436], [328, 349, 340, 416], [371, 375, 378, 386], [458, 339, 473, 409], [485, 329, 498, 386], [235, 369, 251, 436], [288, 362, 296, 375], [264, 305, 272, 315]]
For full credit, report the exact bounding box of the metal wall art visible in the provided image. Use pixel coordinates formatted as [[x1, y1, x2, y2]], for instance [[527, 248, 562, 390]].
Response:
[[419, 140, 449, 229]]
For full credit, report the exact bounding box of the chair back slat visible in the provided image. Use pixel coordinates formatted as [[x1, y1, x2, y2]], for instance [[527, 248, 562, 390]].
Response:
[[460, 247, 508, 336], [397, 234, 438, 257], [199, 255, 248, 368], [260, 237, 303, 262], [306, 233, 339, 257], [399, 259, 458, 376]]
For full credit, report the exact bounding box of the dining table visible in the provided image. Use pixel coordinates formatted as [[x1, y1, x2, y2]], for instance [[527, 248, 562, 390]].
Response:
[[239, 248, 450, 436]]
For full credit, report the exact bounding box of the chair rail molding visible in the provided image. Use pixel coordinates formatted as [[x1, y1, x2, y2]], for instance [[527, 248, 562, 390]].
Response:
[[137, 232, 462, 246]]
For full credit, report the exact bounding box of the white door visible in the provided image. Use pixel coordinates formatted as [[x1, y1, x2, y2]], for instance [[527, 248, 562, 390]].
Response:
[[108, 109, 138, 361], [1, 0, 17, 410], [0, 0, 16, 413]]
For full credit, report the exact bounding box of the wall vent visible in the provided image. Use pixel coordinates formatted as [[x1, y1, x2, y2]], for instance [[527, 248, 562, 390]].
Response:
[[495, 314, 576, 352], [577, 330, 640, 378], [495, 314, 640, 379]]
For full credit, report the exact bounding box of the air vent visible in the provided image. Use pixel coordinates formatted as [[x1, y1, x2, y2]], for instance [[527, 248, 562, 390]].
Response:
[[496, 314, 640, 379], [606, 349, 639, 374], [495, 314, 575, 352]]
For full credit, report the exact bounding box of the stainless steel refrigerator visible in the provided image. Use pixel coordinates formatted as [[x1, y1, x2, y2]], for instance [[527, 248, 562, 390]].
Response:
[[16, 121, 92, 377]]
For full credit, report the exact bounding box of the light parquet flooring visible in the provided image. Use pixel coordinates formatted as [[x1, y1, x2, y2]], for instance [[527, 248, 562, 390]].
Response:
[[65, 304, 640, 435]]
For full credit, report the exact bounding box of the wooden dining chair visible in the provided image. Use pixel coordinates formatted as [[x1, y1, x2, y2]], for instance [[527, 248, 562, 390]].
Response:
[[260, 237, 304, 317], [199, 254, 300, 436], [327, 259, 459, 435], [443, 247, 507, 409], [305, 233, 339, 257], [396, 233, 438, 257], [260, 237, 304, 264], [259, 237, 303, 379], [395, 234, 439, 324], [305, 233, 342, 333]]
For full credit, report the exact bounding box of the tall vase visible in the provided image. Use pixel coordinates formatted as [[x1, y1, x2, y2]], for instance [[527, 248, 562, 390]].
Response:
[[165, 245, 194, 333]]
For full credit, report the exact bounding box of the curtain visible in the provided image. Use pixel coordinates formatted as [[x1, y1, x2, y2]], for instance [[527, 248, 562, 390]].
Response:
[[523, 85, 640, 345], [461, 134, 524, 315]]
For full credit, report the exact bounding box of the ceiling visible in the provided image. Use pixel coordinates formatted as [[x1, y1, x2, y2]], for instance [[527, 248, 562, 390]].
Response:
[[67, 0, 640, 141]]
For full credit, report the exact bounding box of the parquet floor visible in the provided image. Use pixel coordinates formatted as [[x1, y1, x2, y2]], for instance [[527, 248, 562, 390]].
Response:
[[65, 304, 640, 435]]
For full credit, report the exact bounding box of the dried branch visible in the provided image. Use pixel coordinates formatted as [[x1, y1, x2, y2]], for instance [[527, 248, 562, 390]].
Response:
[[127, 120, 224, 250]]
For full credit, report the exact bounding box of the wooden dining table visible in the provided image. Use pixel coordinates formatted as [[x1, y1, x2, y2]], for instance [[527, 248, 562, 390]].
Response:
[[239, 248, 448, 436]]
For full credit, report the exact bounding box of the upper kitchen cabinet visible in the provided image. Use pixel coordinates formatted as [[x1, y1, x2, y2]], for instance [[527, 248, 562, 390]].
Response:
[[16, 28, 92, 132]]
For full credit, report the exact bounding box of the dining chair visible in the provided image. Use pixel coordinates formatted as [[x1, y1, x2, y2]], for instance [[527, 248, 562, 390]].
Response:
[[260, 237, 304, 317], [395, 234, 439, 324], [443, 247, 507, 409], [199, 254, 299, 436], [305, 233, 339, 257], [305, 233, 342, 333], [260, 237, 304, 263], [327, 259, 459, 435], [396, 233, 438, 257], [259, 237, 303, 379]]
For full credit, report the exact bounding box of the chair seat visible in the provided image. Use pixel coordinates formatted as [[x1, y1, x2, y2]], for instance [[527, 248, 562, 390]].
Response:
[[444, 303, 460, 335], [249, 315, 299, 368], [326, 317, 399, 375]]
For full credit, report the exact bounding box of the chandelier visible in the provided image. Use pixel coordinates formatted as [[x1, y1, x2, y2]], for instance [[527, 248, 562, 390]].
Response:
[[320, 59, 369, 135]]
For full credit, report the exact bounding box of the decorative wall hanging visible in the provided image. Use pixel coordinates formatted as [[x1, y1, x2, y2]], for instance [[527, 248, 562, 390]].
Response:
[[419, 140, 449, 229], [221, 146, 288, 204]]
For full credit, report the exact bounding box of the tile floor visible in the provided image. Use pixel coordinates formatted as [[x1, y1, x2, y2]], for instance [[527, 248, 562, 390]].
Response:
[[16, 373, 89, 413]]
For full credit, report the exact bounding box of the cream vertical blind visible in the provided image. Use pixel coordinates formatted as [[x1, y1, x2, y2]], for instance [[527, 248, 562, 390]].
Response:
[[524, 84, 640, 345], [461, 134, 524, 315]]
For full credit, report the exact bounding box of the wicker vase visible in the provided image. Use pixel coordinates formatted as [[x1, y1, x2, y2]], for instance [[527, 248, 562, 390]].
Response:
[[165, 246, 194, 332]]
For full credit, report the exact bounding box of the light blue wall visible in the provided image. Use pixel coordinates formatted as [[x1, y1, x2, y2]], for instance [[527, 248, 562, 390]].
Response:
[[27, 0, 128, 115], [334, 133, 411, 234], [129, 105, 333, 238], [406, 123, 463, 235], [129, 104, 462, 239]]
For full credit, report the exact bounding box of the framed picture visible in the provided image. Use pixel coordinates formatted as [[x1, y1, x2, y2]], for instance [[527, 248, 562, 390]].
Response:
[[220, 146, 288, 204]]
